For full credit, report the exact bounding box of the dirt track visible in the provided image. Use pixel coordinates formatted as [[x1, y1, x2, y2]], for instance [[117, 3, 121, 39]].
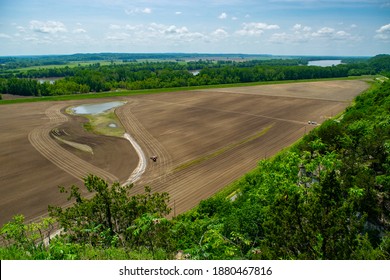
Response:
[[122, 132, 147, 185], [0, 80, 369, 225]]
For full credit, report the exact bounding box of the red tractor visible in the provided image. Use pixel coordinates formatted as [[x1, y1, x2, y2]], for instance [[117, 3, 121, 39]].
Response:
[[150, 156, 158, 162]]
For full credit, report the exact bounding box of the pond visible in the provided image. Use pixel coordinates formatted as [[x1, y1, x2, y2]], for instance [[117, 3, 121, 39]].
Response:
[[308, 60, 342, 67], [189, 70, 200, 75], [72, 101, 126, 115], [37, 77, 62, 84]]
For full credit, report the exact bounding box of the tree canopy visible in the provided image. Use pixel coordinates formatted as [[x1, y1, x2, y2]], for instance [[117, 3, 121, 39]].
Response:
[[1, 54, 388, 97]]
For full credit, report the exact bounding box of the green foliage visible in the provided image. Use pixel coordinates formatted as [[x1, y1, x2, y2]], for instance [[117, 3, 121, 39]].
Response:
[[129, 213, 172, 257], [368, 54, 390, 73], [0, 215, 56, 259], [1, 78, 389, 260], [1, 175, 172, 259], [48, 175, 171, 249], [0, 54, 386, 98]]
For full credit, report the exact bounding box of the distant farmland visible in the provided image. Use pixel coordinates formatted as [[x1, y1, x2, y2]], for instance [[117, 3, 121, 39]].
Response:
[[0, 80, 369, 225]]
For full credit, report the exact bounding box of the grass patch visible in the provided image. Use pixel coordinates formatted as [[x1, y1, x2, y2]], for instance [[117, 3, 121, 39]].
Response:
[[81, 110, 125, 138], [174, 124, 273, 172], [66, 103, 126, 137]]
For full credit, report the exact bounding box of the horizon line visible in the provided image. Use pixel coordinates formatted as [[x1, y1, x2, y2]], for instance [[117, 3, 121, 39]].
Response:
[[0, 52, 379, 58]]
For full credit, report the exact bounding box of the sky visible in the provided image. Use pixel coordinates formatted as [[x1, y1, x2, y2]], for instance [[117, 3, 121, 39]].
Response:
[[0, 0, 389, 56]]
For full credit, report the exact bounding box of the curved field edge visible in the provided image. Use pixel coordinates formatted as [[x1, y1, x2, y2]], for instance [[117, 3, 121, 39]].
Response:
[[28, 104, 119, 183], [0, 76, 375, 105]]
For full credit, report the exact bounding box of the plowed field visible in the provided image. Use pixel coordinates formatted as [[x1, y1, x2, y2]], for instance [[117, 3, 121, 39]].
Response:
[[0, 80, 369, 225]]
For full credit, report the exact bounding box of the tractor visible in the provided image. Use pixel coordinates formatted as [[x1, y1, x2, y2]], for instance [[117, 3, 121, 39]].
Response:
[[150, 156, 158, 162]]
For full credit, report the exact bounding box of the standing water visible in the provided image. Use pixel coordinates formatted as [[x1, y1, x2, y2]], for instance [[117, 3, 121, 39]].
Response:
[[308, 60, 342, 67], [72, 101, 126, 115]]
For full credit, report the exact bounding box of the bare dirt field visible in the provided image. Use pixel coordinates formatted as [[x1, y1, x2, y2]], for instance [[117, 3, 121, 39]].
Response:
[[0, 80, 369, 225]]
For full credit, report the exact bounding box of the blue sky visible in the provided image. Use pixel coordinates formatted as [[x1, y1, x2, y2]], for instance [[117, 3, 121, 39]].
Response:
[[0, 0, 389, 56]]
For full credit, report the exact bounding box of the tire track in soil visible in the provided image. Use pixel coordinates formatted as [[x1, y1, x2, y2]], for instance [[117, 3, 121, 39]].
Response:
[[28, 104, 118, 183], [149, 121, 307, 216], [116, 101, 172, 188], [115, 97, 309, 215], [137, 96, 308, 126]]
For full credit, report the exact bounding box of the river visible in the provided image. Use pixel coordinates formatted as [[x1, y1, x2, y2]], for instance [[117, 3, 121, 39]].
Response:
[[308, 60, 342, 67]]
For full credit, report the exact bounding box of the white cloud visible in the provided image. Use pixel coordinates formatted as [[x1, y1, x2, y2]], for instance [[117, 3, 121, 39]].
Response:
[[293, 24, 302, 30], [30, 20, 67, 34], [175, 11, 182, 15], [269, 32, 292, 43], [109, 23, 207, 45], [375, 23, 390, 40], [236, 22, 280, 36], [335, 30, 350, 39], [0, 33, 12, 39], [16, 26, 26, 33], [211, 28, 228, 39], [147, 23, 205, 42], [143, 8, 152, 14], [311, 27, 335, 37], [311, 26, 358, 40], [24, 36, 39, 42], [106, 32, 130, 41], [270, 23, 360, 44], [124, 24, 140, 31], [73, 28, 86, 34], [164, 25, 189, 35], [270, 31, 311, 43], [218, 12, 227, 19], [125, 7, 152, 15], [293, 24, 311, 32], [109, 24, 122, 30]]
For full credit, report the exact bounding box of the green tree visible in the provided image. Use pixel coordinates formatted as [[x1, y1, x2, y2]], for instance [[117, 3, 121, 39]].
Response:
[[0, 215, 55, 259], [48, 175, 171, 248]]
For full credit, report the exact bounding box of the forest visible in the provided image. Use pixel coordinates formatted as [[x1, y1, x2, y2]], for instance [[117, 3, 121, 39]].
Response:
[[1, 73, 389, 260], [0, 54, 389, 97], [0, 53, 349, 70]]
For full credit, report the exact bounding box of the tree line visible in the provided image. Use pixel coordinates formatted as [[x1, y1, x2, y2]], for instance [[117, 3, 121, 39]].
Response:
[[0, 53, 274, 71], [1, 55, 388, 97], [1, 75, 389, 260]]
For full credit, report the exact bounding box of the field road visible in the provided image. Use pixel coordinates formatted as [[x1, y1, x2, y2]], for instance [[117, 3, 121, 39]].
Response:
[[116, 101, 173, 185], [122, 132, 147, 185]]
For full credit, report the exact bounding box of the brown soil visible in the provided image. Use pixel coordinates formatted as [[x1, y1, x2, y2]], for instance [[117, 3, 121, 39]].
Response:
[[0, 99, 137, 225], [0, 80, 369, 225]]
